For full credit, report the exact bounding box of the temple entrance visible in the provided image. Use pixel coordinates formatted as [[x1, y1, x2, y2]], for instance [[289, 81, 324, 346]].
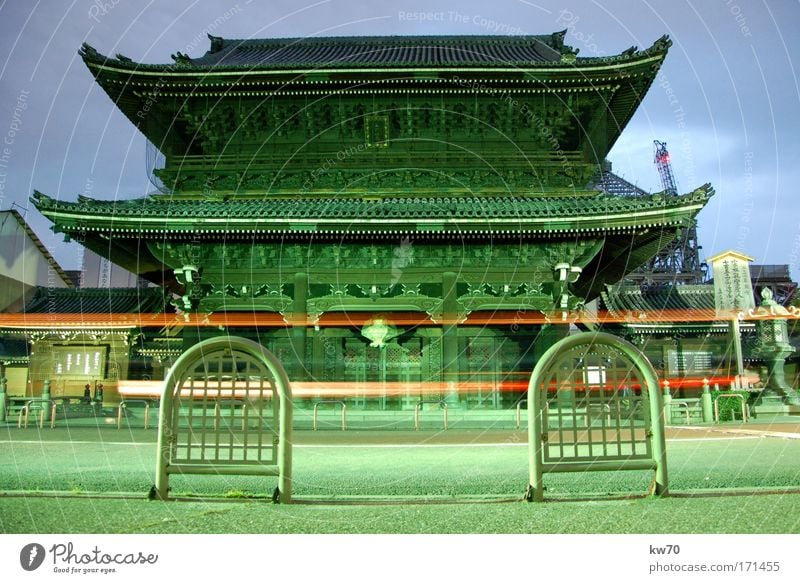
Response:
[[526, 332, 668, 501], [154, 336, 293, 502]]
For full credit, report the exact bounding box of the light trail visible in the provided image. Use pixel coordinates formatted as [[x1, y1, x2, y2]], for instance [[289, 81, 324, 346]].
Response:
[[117, 375, 743, 399], [0, 308, 797, 329]]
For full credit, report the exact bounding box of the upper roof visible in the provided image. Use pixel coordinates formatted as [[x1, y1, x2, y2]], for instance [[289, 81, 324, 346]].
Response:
[[78, 33, 671, 169], [80, 30, 671, 69], [81, 32, 669, 72], [189, 34, 564, 68]]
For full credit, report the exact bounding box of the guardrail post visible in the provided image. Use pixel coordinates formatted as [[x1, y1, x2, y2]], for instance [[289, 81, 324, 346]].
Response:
[[312, 400, 347, 431], [701, 378, 713, 423], [0, 377, 6, 422], [117, 400, 152, 430], [661, 380, 672, 424], [17, 399, 55, 429], [41, 380, 52, 423], [515, 399, 527, 430]]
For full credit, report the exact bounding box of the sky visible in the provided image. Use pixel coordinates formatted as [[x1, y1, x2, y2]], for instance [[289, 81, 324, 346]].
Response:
[[0, 0, 798, 274]]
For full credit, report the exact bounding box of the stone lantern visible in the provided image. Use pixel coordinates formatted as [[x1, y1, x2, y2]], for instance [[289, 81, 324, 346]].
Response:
[[750, 288, 799, 405]]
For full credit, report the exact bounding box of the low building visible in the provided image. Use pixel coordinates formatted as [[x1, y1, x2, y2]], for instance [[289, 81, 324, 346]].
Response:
[[0, 286, 172, 403], [0, 209, 72, 313]]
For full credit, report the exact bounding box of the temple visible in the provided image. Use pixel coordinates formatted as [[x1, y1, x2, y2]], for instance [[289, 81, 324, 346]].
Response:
[[32, 33, 715, 409]]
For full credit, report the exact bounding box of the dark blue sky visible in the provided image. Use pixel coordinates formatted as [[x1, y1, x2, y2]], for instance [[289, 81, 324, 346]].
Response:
[[1, 0, 798, 273]]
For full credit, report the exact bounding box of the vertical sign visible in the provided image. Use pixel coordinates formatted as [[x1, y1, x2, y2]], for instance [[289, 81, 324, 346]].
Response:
[[708, 250, 755, 315]]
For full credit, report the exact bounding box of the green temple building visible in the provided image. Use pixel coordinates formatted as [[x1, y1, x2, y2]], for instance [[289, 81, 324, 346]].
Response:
[[32, 33, 714, 409]]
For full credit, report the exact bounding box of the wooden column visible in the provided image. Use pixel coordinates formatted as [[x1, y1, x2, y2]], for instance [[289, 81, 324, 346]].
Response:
[[729, 318, 745, 388], [0, 371, 6, 422], [292, 272, 308, 380], [442, 271, 459, 406]]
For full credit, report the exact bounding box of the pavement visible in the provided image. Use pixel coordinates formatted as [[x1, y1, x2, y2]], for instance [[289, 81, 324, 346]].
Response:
[[2, 420, 799, 446]]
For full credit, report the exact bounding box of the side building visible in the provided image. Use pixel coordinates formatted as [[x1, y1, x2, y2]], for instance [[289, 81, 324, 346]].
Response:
[[0, 209, 73, 312], [0, 286, 173, 405]]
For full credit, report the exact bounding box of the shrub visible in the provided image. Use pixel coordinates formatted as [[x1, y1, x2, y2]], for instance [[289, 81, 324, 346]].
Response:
[[710, 390, 752, 421]]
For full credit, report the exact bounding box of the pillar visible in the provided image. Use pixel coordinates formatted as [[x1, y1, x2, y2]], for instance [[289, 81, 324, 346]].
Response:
[[729, 318, 745, 386], [42, 379, 52, 423], [292, 272, 309, 381], [0, 376, 7, 422], [701, 378, 713, 423], [442, 271, 459, 406]]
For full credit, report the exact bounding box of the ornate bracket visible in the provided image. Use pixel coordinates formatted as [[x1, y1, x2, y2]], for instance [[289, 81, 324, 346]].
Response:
[[307, 293, 443, 324], [173, 265, 201, 311], [553, 262, 583, 311]]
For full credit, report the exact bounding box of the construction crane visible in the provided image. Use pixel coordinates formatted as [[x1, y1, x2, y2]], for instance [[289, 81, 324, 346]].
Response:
[[654, 140, 678, 196], [622, 141, 704, 285]]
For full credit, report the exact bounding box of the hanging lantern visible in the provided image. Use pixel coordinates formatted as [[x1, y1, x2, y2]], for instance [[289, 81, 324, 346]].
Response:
[[361, 317, 398, 348]]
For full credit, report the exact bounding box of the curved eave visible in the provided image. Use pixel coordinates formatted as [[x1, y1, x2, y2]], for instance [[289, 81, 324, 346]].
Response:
[[79, 31, 672, 79], [80, 40, 667, 78], [34, 180, 710, 244], [35, 203, 706, 238]]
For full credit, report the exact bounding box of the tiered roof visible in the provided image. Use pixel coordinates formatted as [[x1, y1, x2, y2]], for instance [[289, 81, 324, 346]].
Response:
[[186, 34, 566, 68], [33, 186, 712, 237], [80, 32, 671, 71], [602, 284, 716, 319], [77, 33, 671, 160]]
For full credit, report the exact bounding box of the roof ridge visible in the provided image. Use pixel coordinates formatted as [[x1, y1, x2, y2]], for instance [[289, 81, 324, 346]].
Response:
[[209, 34, 556, 50]]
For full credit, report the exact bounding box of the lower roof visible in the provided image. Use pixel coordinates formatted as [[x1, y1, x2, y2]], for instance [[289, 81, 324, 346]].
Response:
[[21, 287, 172, 315], [32, 186, 712, 237]]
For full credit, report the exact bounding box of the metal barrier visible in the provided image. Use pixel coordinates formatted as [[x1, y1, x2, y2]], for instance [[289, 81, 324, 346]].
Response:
[[714, 394, 748, 423], [414, 400, 448, 431], [313, 400, 347, 431], [515, 399, 527, 430], [117, 399, 153, 429], [670, 401, 691, 424], [542, 401, 612, 428], [213, 398, 248, 430], [17, 399, 56, 429], [527, 332, 667, 502], [155, 336, 293, 503], [587, 403, 612, 426]]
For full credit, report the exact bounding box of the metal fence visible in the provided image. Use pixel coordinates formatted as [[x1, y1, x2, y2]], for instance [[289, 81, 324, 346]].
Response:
[[154, 336, 293, 502], [527, 332, 668, 502]]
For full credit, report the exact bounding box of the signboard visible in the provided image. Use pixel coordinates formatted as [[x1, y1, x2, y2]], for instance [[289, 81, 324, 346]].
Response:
[[708, 250, 755, 314]]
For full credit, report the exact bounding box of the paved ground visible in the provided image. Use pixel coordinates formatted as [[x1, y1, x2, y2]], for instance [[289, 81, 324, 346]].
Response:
[[3, 420, 799, 445], [1, 420, 798, 533]]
